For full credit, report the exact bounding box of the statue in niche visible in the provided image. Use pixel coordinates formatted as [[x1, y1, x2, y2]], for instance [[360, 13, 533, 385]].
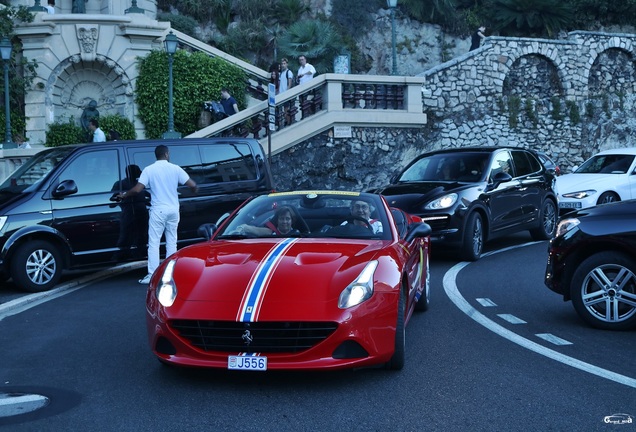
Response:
[[72, 0, 87, 13], [81, 100, 100, 131]]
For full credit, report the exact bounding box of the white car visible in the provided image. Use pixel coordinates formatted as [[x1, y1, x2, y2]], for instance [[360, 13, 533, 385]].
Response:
[[556, 147, 636, 213]]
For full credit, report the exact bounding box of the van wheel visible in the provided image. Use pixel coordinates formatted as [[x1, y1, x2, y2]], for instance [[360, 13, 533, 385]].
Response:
[[11, 240, 63, 292]]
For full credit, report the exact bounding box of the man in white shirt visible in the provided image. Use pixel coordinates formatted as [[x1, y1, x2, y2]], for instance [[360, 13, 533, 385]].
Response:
[[119, 145, 198, 284], [88, 118, 106, 142], [297, 55, 316, 85], [45, 0, 55, 14], [341, 200, 383, 234]]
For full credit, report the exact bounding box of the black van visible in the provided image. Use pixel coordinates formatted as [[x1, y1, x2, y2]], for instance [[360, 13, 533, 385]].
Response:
[[0, 138, 273, 292]]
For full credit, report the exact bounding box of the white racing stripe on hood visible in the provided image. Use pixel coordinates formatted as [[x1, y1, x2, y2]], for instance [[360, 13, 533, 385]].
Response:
[[236, 238, 299, 322]]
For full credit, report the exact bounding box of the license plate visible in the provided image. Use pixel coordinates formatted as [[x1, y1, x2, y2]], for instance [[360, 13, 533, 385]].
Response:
[[228, 355, 267, 371], [559, 202, 581, 209]]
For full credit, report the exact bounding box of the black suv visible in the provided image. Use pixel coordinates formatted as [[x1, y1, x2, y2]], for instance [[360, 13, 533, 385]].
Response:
[[374, 147, 558, 260], [545, 200, 636, 330], [0, 138, 273, 292]]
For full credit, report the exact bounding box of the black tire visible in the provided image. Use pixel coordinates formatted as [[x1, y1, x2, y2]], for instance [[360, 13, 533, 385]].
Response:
[[530, 199, 557, 240], [597, 192, 619, 205], [10, 240, 63, 292], [414, 252, 430, 312], [461, 212, 483, 261], [570, 252, 636, 330], [386, 289, 406, 370]]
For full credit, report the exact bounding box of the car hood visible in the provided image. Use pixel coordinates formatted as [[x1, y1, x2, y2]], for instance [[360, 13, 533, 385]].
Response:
[[167, 238, 386, 319], [556, 173, 622, 194], [378, 182, 470, 209], [568, 198, 636, 219]]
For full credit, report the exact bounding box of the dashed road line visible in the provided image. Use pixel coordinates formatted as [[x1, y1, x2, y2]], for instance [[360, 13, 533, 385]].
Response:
[[536, 333, 573, 346], [444, 257, 636, 389], [497, 313, 527, 324], [476, 298, 497, 307]]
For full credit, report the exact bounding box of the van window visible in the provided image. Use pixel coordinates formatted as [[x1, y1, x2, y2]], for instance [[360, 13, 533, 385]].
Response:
[[0, 147, 73, 193], [56, 149, 120, 195], [199, 143, 257, 183]]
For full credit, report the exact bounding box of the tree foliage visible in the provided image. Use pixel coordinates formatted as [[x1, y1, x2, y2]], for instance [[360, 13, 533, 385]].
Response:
[[135, 50, 246, 139], [278, 20, 345, 75], [489, 0, 574, 38]]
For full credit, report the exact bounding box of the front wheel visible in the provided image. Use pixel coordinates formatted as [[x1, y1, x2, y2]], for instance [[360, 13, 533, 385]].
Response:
[[461, 212, 483, 261], [597, 192, 619, 205], [530, 199, 557, 240], [10, 240, 63, 292], [570, 252, 636, 330]]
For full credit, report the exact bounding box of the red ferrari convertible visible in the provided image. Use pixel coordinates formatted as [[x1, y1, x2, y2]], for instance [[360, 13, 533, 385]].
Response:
[[146, 191, 432, 371]]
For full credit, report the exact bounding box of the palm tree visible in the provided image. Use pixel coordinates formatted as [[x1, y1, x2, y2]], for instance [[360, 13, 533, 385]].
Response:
[[278, 20, 345, 74], [490, 0, 573, 38]]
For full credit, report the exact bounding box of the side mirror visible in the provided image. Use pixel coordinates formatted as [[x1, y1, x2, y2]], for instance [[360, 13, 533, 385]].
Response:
[[488, 171, 513, 189], [404, 222, 432, 243], [197, 223, 217, 241], [52, 179, 78, 198]]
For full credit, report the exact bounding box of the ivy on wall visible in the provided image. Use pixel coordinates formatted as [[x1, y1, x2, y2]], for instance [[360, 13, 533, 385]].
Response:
[[136, 50, 246, 139]]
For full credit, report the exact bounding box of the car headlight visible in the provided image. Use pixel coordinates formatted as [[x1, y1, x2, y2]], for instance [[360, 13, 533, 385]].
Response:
[[555, 218, 580, 237], [425, 193, 458, 210], [338, 260, 377, 309], [562, 190, 596, 199], [0, 216, 6, 232], [156, 259, 178, 307]]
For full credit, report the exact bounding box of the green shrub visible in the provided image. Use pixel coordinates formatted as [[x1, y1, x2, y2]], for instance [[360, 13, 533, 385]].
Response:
[[508, 96, 521, 128], [585, 101, 594, 119], [157, 13, 198, 37], [566, 100, 580, 125], [136, 49, 246, 139], [99, 114, 137, 141], [524, 98, 538, 127], [551, 96, 563, 120], [45, 117, 85, 147]]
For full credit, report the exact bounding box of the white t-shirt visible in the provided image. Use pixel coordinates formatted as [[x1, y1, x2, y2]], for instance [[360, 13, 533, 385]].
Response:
[[279, 69, 293, 93], [45, 5, 55, 14], [297, 63, 316, 85], [138, 160, 190, 210], [92, 127, 106, 142]]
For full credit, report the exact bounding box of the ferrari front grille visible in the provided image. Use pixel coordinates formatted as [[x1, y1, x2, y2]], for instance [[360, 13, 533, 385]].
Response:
[[170, 320, 338, 354]]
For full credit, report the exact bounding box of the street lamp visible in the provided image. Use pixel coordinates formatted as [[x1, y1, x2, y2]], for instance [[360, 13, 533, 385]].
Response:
[[387, 0, 398, 75], [162, 31, 182, 139], [0, 37, 15, 149]]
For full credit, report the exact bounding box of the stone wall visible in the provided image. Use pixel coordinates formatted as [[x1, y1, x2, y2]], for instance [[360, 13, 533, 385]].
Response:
[[272, 31, 636, 191]]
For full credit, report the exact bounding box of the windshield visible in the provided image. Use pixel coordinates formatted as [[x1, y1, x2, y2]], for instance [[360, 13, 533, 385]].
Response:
[[575, 154, 635, 174], [217, 192, 392, 241], [398, 152, 490, 182], [0, 147, 75, 194]]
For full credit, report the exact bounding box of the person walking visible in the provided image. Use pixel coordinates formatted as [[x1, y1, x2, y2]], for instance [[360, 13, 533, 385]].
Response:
[[220, 88, 239, 116], [118, 145, 198, 284], [470, 26, 486, 51], [297, 55, 316, 85], [88, 118, 106, 142]]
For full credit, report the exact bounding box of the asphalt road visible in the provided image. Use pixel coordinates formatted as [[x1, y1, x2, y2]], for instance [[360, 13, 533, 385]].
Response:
[[1, 233, 634, 431]]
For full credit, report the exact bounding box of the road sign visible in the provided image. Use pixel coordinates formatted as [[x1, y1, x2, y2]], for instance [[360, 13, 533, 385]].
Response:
[[268, 114, 275, 124], [268, 83, 276, 106]]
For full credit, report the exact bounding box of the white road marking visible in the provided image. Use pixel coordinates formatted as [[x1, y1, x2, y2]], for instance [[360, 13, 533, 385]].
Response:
[[0, 393, 49, 417], [444, 259, 636, 389], [536, 333, 573, 346], [476, 298, 497, 307], [497, 314, 527, 324], [0, 261, 146, 322]]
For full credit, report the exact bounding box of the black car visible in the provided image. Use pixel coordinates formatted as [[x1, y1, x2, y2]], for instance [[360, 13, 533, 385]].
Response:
[[374, 147, 558, 260], [0, 138, 274, 292], [545, 200, 636, 330]]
